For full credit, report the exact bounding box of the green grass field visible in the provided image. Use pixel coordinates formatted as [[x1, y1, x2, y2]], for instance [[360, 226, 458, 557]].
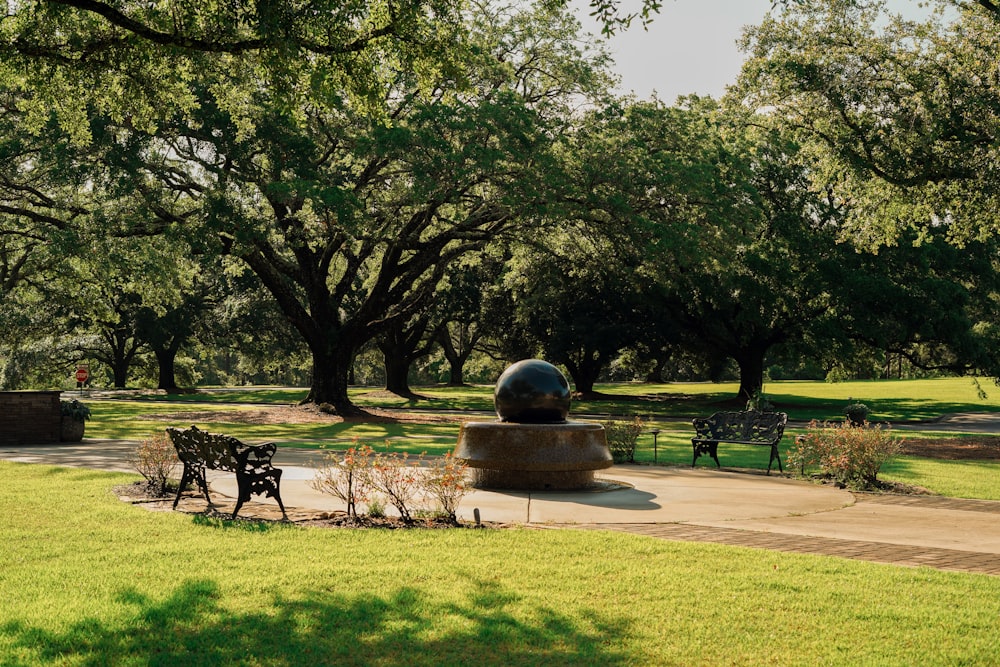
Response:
[[110, 376, 1000, 420], [3, 463, 999, 666]]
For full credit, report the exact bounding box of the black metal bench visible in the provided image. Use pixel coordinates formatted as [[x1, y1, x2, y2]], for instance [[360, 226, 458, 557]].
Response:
[[691, 411, 787, 474], [166, 425, 288, 520]]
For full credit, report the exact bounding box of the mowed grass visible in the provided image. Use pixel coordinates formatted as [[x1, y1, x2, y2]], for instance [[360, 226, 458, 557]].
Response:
[[86, 400, 460, 448], [87, 376, 1000, 444], [114, 376, 1000, 421], [3, 462, 1000, 666]]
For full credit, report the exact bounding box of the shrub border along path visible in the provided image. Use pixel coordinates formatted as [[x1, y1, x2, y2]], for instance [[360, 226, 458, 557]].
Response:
[[120, 463, 1000, 578]]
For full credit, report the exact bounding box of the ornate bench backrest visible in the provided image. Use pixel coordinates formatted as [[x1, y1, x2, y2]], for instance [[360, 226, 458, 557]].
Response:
[[698, 412, 747, 441], [167, 425, 239, 472], [745, 411, 787, 443], [695, 411, 787, 443]]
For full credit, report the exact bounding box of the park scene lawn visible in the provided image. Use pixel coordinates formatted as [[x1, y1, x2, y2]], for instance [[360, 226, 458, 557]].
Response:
[[7, 0, 1000, 664], [2, 463, 999, 666], [4, 377, 1000, 664]]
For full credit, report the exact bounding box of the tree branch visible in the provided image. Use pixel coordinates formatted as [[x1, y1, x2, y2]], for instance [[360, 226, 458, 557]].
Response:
[[46, 0, 400, 55]]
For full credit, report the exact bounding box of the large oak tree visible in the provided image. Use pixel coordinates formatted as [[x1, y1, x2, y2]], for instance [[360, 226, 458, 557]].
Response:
[[80, 3, 610, 413]]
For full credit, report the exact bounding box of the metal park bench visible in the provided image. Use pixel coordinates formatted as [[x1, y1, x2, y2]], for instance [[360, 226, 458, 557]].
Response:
[[166, 425, 288, 520], [691, 411, 787, 474]]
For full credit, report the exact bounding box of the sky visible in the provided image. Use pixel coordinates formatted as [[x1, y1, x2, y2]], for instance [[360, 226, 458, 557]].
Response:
[[571, 0, 945, 103]]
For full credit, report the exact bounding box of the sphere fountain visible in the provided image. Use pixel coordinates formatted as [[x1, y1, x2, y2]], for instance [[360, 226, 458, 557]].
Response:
[[453, 359, 613, 490]]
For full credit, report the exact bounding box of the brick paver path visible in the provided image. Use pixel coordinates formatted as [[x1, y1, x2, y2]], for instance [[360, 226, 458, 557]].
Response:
[[573, 494, 1000, 576]]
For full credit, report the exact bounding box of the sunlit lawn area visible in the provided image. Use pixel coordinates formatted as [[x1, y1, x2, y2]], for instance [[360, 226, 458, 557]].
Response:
[[87, 400, 461, 447], [2, 463, 999, 666], [117, 376, 1000, 421]]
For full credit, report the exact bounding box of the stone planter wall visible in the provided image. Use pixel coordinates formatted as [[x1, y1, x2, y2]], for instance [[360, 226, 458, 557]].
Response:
[[0, 391, 62, 444]]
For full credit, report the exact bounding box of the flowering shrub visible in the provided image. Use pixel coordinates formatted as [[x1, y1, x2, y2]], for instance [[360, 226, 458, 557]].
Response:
[[787, 420, 903, 488], [310, 441, 374, 519], [127, 432, 178, 497], [311, 442, 472, 523], [368, 448, 425, 523], [603, 416, 645, 463], [423, 452, 470, 522]]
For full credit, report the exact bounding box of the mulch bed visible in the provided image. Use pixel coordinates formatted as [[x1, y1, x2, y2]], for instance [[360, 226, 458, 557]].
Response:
[[112, 480, 499, 530], [900, 435, 1000, 460]]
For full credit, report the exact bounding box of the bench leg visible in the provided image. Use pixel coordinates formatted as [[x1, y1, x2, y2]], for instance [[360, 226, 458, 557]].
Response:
[[273, 490, 288, 521], [692, 441, 721, 468], [173, 464, 211, 509], [767, 444, 783, 475], [233, 470, 288, 521], [235, 491, 288, 521]]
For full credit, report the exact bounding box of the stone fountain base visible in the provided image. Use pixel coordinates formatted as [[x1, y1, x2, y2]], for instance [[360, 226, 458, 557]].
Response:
[[454, 421, 613, 491]]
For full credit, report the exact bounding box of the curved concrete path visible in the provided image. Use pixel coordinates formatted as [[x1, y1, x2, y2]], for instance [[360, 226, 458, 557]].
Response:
[[2, 439, 999, 576]]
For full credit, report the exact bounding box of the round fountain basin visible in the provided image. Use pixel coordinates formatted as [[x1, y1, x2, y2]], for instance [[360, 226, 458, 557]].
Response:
[[454, 421, 612, 490]]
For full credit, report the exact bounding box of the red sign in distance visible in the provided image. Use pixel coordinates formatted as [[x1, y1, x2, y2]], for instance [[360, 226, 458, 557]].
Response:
[[75, 368, 89, 384]]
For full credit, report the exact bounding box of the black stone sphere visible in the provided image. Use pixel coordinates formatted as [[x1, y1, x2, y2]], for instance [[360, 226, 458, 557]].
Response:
[[494, 359, 571, 423]]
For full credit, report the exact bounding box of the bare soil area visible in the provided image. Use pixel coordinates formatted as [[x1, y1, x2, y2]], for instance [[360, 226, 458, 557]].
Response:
[[900, 435, 1000, 460]]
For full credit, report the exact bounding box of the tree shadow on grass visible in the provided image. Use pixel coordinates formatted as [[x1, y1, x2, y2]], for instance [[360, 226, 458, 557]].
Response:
[[2, 577, 632, 666]]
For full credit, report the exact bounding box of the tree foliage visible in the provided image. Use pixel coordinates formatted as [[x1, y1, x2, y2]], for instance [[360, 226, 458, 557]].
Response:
[[739, 0, 1000, 245], [59, 1, 611, 412]]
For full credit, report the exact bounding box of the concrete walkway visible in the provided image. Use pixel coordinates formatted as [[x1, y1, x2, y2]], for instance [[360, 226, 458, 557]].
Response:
[[2, 439, 999, 576]]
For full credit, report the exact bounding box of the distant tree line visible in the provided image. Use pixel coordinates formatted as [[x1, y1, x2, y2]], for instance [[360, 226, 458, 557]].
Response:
[[2, 0, 1000, 412]]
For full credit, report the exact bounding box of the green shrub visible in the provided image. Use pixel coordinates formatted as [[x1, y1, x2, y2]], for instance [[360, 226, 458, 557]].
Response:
[[745, 389, 774, 411], [602, 416, 645, 463], [787, 420, 903, 489], [60, 399, 91, 422], [126, 432, 178, 497], [844, 402, 870, 426], [366, 495, 387, 518], [825, 366, 848, 383]]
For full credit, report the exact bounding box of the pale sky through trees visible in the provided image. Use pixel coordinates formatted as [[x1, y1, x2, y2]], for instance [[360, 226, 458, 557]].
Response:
[[572, 0, 947, 103]]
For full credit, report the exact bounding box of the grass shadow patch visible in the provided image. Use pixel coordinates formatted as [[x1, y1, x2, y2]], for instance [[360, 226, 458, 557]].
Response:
[[2, 577, 632, 666]]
